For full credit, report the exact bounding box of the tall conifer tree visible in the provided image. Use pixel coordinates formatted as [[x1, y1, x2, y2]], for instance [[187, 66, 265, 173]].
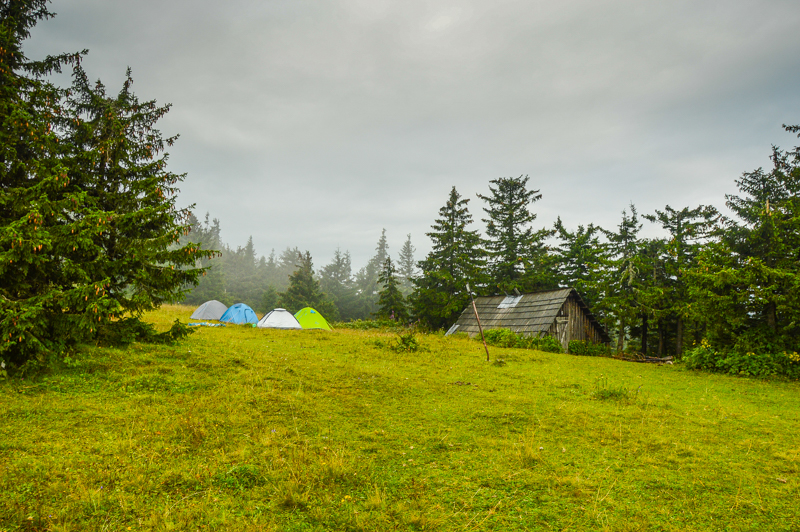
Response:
[[279, 251, 338, 320], [377, 257, 408, 321], [642, 205, 718, 357], [603, 204, 643, 351], [412, 187, 485, 330], [689, 125, 800, 353], [552, 218, 608, 312], [1, 5, 209, 366], [478, 175, 553, 293], [355, 229, 389, 318], [319, 248, 359, 320], [397, 234, 416, 296]]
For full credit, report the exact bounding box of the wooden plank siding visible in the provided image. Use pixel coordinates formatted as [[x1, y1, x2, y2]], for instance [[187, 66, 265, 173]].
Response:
[[449, 288, 610, 346]]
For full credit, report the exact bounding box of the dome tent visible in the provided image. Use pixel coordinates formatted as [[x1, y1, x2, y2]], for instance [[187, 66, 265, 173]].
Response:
[[190, 300, 228, 320], [219, 303, 258, 324], [294, 307, 333, 331], [257, 308, 302, 329]]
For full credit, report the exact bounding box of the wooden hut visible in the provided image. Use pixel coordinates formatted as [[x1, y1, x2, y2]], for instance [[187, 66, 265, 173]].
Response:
[[446, 288, 610, 349]]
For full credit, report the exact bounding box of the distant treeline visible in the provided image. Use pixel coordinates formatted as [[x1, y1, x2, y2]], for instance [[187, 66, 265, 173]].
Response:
[[179, 219, 416, 322], [181, 124, 800, 365]]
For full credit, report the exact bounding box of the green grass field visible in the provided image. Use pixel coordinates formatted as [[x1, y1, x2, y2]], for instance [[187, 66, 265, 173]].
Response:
[[1, 306, 798, 531]]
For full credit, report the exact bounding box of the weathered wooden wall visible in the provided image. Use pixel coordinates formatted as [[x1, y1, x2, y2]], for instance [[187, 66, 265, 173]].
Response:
[[545, 294, 606, 348]]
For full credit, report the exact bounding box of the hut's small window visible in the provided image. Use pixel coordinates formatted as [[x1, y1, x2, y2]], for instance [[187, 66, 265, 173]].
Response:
[[497, 295, 523, 309]]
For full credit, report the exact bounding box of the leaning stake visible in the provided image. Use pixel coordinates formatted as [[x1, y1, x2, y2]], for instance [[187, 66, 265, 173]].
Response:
[[466, 283, 490, 362]]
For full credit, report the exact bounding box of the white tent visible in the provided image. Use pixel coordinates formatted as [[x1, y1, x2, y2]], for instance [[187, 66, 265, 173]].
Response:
[[257, 308, 302, 329], [190, 300, 228, 320]]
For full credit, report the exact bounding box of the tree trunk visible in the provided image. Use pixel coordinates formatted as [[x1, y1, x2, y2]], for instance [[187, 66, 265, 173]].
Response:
[[676, 316, 684, 359], [658, 320, 664, 357], [617, 320, 625, 352], [641, 314, 648, 356], [766, 302, 777, 332]]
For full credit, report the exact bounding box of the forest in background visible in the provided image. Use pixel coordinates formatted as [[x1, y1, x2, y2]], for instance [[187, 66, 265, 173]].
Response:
[[179, 220, 416, 323], [181, 124, 800, 366]]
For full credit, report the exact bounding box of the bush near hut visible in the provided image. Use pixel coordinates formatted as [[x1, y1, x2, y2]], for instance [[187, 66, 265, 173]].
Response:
[[683, 340, 800, 379], [568, 340, 612, 357], [482, 328, 564, 353]]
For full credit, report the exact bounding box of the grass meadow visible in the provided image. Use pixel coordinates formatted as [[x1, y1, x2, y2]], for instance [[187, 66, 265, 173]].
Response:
[[1, 305, 799, 531]]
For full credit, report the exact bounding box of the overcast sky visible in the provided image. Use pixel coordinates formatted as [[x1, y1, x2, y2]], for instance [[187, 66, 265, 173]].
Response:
[[27, 0, 800, 268]]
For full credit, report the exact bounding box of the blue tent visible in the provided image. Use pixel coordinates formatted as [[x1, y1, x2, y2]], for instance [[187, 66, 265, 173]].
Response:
[[219, 303, 258, 324]]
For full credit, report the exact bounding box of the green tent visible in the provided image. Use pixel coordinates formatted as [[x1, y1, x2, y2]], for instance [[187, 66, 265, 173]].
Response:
[[294, 307, 333, 331]]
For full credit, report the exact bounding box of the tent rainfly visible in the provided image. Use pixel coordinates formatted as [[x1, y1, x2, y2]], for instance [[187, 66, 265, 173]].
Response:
[[294, 307, 333, 330], [190, 300, 228, 320], [219, 303, 258, 325], [446, 288, 610, 350], [258, 308, 302, 329]]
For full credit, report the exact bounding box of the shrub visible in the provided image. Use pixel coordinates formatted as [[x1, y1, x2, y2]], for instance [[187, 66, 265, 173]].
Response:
[[568, 340, 611, 357], [335, 319, 401, 331], [684, 340, 800, 379], [390, 332, 422, 353], [535, 335, 564, 354], [483, 328, 520, 348], [482, 329, 564, 353]]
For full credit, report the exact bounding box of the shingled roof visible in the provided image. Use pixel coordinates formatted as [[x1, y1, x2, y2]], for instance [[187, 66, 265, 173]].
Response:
[[449, 287, 611, 343]]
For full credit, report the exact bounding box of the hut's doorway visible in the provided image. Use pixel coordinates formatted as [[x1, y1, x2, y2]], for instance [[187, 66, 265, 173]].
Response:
[[555, 316, 569, 351]]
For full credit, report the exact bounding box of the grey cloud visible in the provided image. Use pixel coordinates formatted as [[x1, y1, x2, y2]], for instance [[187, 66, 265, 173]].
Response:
[[26, 0, 800, 265]]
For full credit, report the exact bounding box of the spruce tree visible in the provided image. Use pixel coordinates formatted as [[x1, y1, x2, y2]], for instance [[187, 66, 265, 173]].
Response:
[[377, 257, 408, 321], [64, 65, 211, 316], [319, 248, 359, 320], [279, 251, 339, 320], [412, 187, 486, 330], [552, 217, 608, 312], [397, 234, 416, 296], [180, 213, 224, 305], [478, 175, 553, 293], [1, 1, 83, 365], [642, 205, 718, 357], [602, 204, 643, 351], [689, 125, 800, 353], [1, 4, 209, 367], [355, 229, 389, 318]]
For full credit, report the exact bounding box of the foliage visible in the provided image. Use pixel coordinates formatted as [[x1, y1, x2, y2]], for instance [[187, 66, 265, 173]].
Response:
[[411, 187, 486, 330], [482, 328, 564, 353], [179, 216, 301, 312], [319, 248, 360, 321], [640, 205, 718, 358], [279, 251, 339, 320], [333, 318, 401, 331], [354, 229, 390, 318], [683, 340, 800, 379], [94, 317, 193, 347], [65, 67, 210, 315], [389, 332, 421, 353], [478, 175, 554, 293], [568, 340, 612, 357], [687, 126, 800, 356], [552, 218, 608, 312], [376, 257, 408, 322], [602, 204, 643, 351], [0, 5, 209, 368], [396, 233, 416, 296]]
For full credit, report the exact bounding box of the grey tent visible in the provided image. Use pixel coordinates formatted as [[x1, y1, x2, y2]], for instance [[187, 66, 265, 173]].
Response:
[[190, 300, 228, 320]]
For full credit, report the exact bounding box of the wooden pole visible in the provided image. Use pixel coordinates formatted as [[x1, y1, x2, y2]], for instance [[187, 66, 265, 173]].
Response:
[[467, 283, 490, 362]]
